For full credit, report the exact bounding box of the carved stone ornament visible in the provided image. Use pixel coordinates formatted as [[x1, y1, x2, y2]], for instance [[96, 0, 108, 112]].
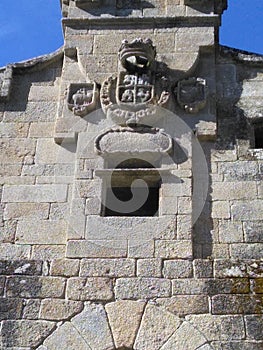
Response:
[[100, 38, 170, 125], [176, 77, 208, 114], [95, 126, 173, 155], [67, 83, 98, 117]]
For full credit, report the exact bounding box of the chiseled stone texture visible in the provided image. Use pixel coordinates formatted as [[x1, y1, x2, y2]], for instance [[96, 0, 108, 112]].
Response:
[[50, 258, 79, 277], [115, 277, 171, 299], [40, 299, 83, 320], [80, 258, 135, 277], [0, 320, 56, 348], [157, 295, 209, 316], [67, 277, 113, 301], [105, 300, 145, 349], [0, 260, 42, 275]]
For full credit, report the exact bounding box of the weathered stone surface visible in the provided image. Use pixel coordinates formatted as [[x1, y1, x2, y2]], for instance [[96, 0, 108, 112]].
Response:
[[6, 277, 65, 299], [243, 222, 263, 242], [163, 260, 193, 278], [22, 299, 41, 320], [0, 276, 5, 296], [105, 300, 145, 349], [2, 184, 68, 202], [66, 240, 127, 258], [157, 295, 209, 316], [80, 258, 135, 277], [29, 122, 54, 137], [245, 315, 263, 340], [134, 304, 181, 350], [219, 221, 243, 243], [0, 320, 56, 348], [231, 201, 263, 221], [193, 259, 213, 278], [160, 321, 208, 350], [210, 341, 263, 350], [4, 203, 50, 220], [71, 303, 114, 350], [0, 260, 42, 275], [0, 138, 35, 164], [16, 219, 67, 244], [155, 240, 192, 259], [230, 243, 263, 259], [137, 258, 162, 277], [31, 245, 66, 260], [211, 201, 230, 218], [40, 299, 83, 320], [115, 277, 171, 299], [50, 258, 79, 277], [212, 295, 263, 314], [128, 240, 154, 258], [0, 243, 31, 259], [67, 277, 113, 301], [42, 322, 88, 350], [218, 161, 260, 181], [0, 298, 23, 320], [186, 314, 245, 341], [251, 278, 263, 294], [172, 278, 249, 295], [212, 181, 257, 200]]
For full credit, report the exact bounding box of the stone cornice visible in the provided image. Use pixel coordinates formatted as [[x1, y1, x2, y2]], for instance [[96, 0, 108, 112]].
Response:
[[220, 45, 263, 66]]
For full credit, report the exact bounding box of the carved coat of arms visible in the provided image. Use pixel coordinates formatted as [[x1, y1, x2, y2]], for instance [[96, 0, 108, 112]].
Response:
[[100, 38, 170, 125]]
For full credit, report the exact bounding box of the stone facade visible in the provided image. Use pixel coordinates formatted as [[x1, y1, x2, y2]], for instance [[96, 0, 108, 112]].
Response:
[[0, 0, 262, 348]]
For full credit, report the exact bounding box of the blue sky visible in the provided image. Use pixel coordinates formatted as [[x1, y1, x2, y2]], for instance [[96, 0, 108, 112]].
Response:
[[0, 0, 262, 67]]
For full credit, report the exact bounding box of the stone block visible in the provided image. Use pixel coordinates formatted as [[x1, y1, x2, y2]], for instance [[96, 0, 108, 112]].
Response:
[[23, 299, 41, 320], [2, 184, 68, 202], [0, 138, 35, 164], [243, 222, 263, 242], [155, 240, 192, 259], [0, 320, 56, 348], [31, 245, 66, 260], [251, 278, 263, 294], [231, 201, 263, 221], [211, 201, 230, 219], [177, 215, 192, 240], [178, 196, 192, 214], [219, 220, 243, 243], [0, 260, 42, 275], [16, 220, 67, 245], [35, 138, 76, 164], [230, 243, 263, 259], [29, 122, 54, 137], [245, 315, 263, 340], [115, 277, 171, 299], [172, 278, 249, 295], [210, 341, 263, 350], [71, 303, 114, 350], [161, 321, 207, 350], [0, 243, 31, 259], [163, 260, 193, 278], [4, 203, 50, 220], [0, 276, 5, 296], [66, 240, 127, 258], [128, 240, 154, 258], [218, 161, 260, 181], [50, 259, 79, 277], [42, 321, 88, 350], [186, 314, 245, 341], [80, 258, 135, 277], [105, 300, 145, 349], [137, 258, 162, 277], [193, 259, 213, 278], [66, 277, 113, 301], [157, 295, 209, 316], [0, 298, 23, 320], [0, 122, 29, 138], [28, 85, 59, 102], [134, 303, 181, 350], [212, 181, 257, 200], [211, 295, 263, 314], [40, 299, 83, 320], [6, 277, 66, 299], [211, 149, 237, 162]]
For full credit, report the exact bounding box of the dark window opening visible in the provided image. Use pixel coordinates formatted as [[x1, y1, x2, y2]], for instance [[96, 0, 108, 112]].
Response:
[[254, 125, 263, 148], [102, 185, 160, 217]]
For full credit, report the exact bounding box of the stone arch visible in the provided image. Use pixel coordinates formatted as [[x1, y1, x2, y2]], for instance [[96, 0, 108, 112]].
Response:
[[38, 301, 213, 350]]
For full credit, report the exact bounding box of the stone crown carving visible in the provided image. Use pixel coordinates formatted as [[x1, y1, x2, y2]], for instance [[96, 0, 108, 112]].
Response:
[[118, 38, 156, 72]]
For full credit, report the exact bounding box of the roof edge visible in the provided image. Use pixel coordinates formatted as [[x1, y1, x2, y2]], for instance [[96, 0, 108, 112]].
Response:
[[219, 45, 263, 65]]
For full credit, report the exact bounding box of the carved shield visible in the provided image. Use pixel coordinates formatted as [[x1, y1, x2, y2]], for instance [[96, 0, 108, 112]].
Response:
[[117, 72, 154, 106]]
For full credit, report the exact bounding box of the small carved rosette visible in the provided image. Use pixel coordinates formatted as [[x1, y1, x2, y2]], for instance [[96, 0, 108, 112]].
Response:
[[68, 83, 98, 117], [176, 77, 208, 114]]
